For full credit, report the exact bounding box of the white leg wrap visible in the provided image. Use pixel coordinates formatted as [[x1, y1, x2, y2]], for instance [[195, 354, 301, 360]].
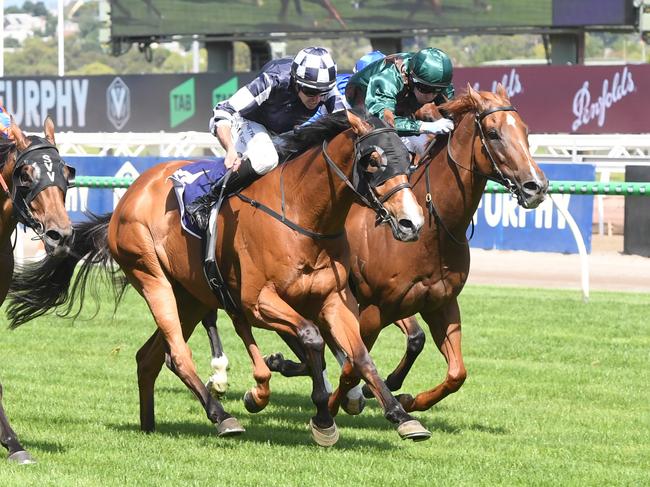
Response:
[[208, 354, 229, 395], [347, 385, 363, 402]]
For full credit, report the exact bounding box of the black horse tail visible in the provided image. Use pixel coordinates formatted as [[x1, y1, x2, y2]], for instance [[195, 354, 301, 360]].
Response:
[[7, 213, 128, 329]]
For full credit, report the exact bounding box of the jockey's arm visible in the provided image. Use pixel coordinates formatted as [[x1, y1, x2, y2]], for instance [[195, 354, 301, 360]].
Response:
[[214, 121, 241, 171], [365, 72, 421, 137]]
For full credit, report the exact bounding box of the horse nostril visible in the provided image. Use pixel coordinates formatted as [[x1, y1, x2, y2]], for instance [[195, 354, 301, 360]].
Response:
[[523, 181, 542, 194], [45, 229, 63, 242], [398, 219, 416, 231]]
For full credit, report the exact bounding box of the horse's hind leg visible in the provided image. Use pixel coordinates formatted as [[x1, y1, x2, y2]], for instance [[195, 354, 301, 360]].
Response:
[[131, 269, 242, 436], [0, 382, 34, 464], [361, 315, 426, 399], [201, 311, 230, 398], [229, 315, 272, 414], [399, 299, 466, 412]]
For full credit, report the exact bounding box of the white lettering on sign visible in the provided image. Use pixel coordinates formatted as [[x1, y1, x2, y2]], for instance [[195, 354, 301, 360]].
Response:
[[471, 68, 523, 97], [476, 193, 571, 230], [571, 66, 635, 131], [0, 78, 89, 128], [65, 186, 89, 213]]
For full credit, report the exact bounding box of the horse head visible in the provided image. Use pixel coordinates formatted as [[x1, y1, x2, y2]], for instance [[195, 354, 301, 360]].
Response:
[[3, 117, 75, 256], [345, 110, 424, 241], [440, 84, 548, 209]]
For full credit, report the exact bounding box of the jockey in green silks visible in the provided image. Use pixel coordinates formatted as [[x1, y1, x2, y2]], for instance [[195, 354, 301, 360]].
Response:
[[346, 47, 455, 156]]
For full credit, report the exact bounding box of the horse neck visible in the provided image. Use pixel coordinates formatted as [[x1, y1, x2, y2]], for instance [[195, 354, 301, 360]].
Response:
[[415, 111, 488, 235], [278, 131, 357, 235]]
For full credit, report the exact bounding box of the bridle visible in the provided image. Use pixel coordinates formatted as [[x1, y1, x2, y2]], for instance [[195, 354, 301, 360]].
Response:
[[446, 105, 519, 195], [321, 125, 412, 234], [237, 123, 412, 240], [0, 136, 75, 239], [419, 104, 519, 245]]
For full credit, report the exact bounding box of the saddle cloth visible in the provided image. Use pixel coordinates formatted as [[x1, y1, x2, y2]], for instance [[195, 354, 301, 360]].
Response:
[[169, 158, 228, 239]]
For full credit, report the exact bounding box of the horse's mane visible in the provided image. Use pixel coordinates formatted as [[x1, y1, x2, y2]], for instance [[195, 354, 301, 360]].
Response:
[[438, 91, 478, 122], [275, 108, 368, 162], [0, 140, 14, 167]]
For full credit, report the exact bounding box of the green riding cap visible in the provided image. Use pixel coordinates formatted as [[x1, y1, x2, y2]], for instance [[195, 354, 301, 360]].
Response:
[[410, 48, 453, 87]]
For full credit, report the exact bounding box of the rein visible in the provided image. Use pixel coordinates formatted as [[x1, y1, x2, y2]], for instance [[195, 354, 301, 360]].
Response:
[[237, 125, 411, 240], [418, 104, 517, 246]]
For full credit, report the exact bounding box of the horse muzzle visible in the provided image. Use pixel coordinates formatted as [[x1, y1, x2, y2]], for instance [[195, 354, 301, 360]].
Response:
[[517, 178, 548, 209], [43, 224, 74, 257]]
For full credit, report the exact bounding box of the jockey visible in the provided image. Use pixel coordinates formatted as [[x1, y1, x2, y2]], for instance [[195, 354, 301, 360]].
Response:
[[345, 47, 455, 155], [187, 46, 348, 231], [304, 50, 385, 125]]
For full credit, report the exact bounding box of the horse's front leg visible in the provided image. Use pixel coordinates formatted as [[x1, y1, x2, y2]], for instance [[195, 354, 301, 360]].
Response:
[[322, 294, 431, 442], [253, 285, 338, 446], [0, 381, 34, 464], [399, 298, 466, 412]]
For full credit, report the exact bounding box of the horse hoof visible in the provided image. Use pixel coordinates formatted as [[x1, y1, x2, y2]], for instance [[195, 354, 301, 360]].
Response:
[[341, 392, 366, 415], [216, 417, 245, 437], [361, 384, 374, 399], [7, 450, 36, 464], [264, 352, 284, 371], [243, 390, 266, 413], [397, 419, 431, 442], [309, 418, 339, 447]]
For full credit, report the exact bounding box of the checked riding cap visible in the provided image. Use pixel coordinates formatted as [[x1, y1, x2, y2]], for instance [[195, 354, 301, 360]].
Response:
[[410, 48, 453, 88], [291, 47, 337, 92]]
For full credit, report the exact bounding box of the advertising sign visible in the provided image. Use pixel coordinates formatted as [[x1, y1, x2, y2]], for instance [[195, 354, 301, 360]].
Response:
[[66, 158, 595, 254], [2, 64, 648, 135], [469, 163, 595, 254]]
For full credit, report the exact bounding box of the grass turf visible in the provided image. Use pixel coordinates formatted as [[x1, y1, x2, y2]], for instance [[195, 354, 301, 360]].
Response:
[[0, 285, 648, 486]]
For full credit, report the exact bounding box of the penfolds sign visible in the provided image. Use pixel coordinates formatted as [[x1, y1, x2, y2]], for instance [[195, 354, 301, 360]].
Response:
[[453, 63, 646, 134]]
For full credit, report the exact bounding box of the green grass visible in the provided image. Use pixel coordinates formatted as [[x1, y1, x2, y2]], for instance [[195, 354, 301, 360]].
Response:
[[1, 285, 649, 486]]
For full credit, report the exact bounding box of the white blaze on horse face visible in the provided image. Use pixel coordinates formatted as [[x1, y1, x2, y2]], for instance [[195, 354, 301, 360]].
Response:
[[400, 189, 424, 230], [506, 113, 517, 127], [518, 140, 544, 186]]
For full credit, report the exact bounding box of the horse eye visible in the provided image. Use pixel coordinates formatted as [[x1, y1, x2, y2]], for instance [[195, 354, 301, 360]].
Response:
[[20, 170, 32, 184], [487, 129, 500, 140]]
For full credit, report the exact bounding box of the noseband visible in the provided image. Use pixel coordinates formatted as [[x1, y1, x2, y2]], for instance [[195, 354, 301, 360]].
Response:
[[446, 105, 519, 193]]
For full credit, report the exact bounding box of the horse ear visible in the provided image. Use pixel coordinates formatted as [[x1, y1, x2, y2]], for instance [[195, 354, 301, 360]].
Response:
[[8, 117, 29, 151], [44, 116, 56, 145], [495, 82, 509, 100], [466, 83, 485, 111], [414, 102, 440, 122], [346, 109, 371, 135]]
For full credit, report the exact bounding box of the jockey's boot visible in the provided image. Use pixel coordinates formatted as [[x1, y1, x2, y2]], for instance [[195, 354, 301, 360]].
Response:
[[187, 158, 261, 233]]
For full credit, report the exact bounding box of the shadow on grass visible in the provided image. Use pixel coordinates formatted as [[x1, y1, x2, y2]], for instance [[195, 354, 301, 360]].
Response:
[[105, 389, 506, 447], [24, 439, 67, 455]]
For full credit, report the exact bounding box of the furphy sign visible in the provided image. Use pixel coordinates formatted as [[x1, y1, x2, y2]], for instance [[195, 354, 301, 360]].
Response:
[[470, 163, 595, 254], [0, 78, 88, 128]]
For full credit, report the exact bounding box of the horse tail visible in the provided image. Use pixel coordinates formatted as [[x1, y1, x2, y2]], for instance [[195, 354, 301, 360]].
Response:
[[7, 213, 128, 329]]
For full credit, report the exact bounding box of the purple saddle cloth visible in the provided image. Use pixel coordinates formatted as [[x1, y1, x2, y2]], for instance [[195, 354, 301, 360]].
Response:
[[169, 158, 228, 239]]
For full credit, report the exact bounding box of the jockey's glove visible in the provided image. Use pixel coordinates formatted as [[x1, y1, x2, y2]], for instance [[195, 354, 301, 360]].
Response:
[[420, 118, 454, 135]]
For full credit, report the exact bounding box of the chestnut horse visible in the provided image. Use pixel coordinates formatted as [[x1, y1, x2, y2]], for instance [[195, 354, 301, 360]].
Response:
[[226, 86, 548, 415], [0, 118, 75, 464], [7, 110, 431, 446]]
